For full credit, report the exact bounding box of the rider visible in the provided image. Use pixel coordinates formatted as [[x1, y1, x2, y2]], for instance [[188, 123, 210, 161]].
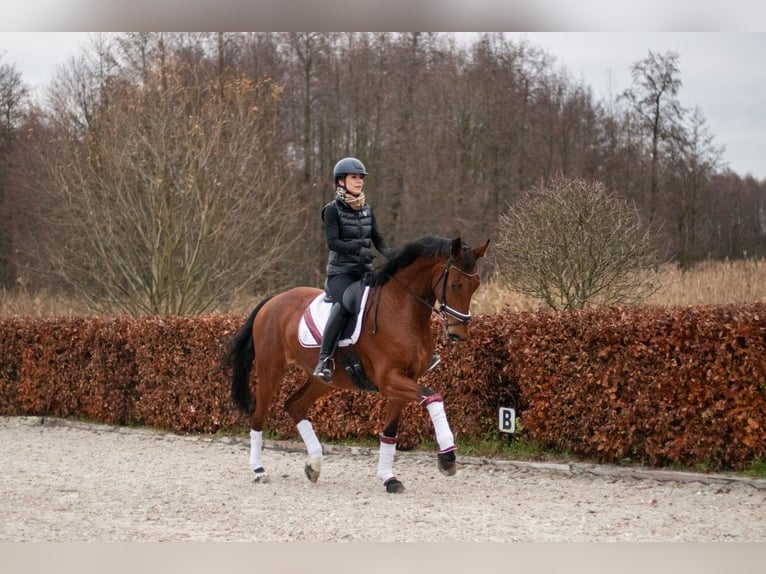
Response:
[[313, 157, 391, 382], [313, 157, 441, 382]]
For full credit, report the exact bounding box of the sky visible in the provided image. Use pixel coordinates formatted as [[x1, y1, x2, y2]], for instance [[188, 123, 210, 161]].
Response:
[[506, 33, 766, 181], [1, 30, 765, 181]]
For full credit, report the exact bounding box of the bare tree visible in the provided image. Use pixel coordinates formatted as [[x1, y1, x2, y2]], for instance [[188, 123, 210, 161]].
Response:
[[8, 32, 765, 304], [0, 56, 29, 286], [665, 106, 724, 268], [621, 50, 684, 225], [24, 48, 299, 315], [0, 58, 27, 140], [493, 176, 660, 310]]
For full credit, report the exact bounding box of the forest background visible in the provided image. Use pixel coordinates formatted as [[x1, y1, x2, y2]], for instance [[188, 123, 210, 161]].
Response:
[[1, 32, 764, 315]]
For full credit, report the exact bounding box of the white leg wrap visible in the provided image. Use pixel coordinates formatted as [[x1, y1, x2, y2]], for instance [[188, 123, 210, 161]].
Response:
[[377, 437, 397, 483], [426, 400, 455, 453], [297, 419, 323, 460], [249, 429, 264, 471]]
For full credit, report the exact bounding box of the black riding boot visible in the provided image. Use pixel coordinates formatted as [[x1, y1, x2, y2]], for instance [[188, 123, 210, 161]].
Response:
[[313, 302, 348, 382]]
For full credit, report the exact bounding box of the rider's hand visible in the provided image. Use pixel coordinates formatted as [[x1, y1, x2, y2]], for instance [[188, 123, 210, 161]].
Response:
[[358, 246, 373, 263]]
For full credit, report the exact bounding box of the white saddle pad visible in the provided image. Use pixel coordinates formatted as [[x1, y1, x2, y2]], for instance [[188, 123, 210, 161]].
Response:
[[298, 286, 370, 348]]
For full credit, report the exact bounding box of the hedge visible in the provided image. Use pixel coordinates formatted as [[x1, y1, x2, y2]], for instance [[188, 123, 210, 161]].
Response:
[[1, 304, 765, 470]]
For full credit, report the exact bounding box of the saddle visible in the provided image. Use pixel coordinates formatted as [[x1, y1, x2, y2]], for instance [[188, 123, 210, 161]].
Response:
[[298, 285, 370, 348]]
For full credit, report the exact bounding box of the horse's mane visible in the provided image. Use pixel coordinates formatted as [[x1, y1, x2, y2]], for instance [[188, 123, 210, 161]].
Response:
[[368, 235, 475, 287]]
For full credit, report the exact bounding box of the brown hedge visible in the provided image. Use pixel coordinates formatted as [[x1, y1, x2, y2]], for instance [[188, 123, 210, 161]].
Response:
[[1, 305, 765, 470], [504, 305, 766, 470]]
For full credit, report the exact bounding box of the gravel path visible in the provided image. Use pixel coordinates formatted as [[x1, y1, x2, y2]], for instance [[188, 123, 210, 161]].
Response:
[[2, 416, 765, 542]]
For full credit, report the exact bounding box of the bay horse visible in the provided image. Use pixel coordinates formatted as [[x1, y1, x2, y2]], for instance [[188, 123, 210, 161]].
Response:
[[227, 235, 489, 493]]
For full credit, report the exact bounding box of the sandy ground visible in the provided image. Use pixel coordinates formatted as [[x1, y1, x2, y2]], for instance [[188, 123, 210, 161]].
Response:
[[2, 416, 765, 542]]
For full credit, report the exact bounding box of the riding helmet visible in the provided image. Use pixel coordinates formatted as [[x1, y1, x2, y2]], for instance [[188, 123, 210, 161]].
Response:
[[333, 157, 368, 182]]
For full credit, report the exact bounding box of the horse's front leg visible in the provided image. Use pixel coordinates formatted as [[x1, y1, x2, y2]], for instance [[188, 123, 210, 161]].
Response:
[[421, 392, 457, 476], [285, 376, 334, 483], [298, 420, 323, 482]]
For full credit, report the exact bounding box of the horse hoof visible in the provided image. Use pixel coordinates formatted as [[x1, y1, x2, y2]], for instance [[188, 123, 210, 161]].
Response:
[[253, 468, 271, 484], [437, 450, 457, 476], [304, 458, 322, 483], [384, 477, 405, 494]]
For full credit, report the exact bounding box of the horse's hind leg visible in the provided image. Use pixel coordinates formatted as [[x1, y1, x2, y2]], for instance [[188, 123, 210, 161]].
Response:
[[248, 358, 286, 484], [284, 376, 333, 483], [377, 400, 406, 493], [248, 429, 269, 483], [249, 395, 275, 483]]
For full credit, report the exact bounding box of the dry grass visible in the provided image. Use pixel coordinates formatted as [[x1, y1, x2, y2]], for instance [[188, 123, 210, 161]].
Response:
[[4, 259, 766, 317], [474, 258, 766, 315], [644, 259, 766, 307], [0, 288, 94, 317], [471, 281, 544, 315]]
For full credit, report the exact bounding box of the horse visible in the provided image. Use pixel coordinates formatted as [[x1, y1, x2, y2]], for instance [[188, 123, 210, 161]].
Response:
[[226, 235, 489, 493]]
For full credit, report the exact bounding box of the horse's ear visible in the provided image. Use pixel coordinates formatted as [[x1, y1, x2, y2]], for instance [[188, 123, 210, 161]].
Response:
[[450, 237, 462, 259], [473, 239, 490, 260]]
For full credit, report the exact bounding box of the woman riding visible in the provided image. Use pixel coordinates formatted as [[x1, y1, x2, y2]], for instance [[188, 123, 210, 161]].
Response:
[[313, 157, 391, 382]]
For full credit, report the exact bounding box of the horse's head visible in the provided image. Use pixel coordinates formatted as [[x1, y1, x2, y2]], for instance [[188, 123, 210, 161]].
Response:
[[371, 235, 490, 342], [437, 237, 490, 341]]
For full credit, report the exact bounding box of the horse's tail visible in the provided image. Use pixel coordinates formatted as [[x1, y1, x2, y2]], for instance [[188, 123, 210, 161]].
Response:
[[227, 297, 273, 414]]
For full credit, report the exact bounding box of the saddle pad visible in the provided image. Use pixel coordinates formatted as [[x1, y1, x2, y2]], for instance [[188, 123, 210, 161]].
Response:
[[298, 286, 370, 348]]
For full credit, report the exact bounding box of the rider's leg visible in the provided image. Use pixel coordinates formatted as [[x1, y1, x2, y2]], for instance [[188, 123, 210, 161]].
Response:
[[313, 302, 349, 382]]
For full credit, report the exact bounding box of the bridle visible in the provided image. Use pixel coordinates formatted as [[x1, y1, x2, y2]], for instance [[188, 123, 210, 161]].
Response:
[[378, 256, 477, 334], [433, 257, 476, 326]]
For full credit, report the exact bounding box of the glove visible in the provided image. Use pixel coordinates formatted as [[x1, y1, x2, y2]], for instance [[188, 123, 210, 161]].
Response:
[[358, 246, 373, 263]]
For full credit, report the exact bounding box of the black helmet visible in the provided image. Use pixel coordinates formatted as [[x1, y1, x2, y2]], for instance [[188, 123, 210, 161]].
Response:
[[333, 157, 368, 182]]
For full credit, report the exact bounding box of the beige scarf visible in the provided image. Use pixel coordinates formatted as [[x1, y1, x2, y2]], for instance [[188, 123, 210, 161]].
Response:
[[336, 187, 366, 211]]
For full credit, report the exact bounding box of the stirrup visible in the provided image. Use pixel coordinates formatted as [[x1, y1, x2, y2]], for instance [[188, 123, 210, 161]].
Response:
[[313, 357, 334, 382], [427, 354, 441, 372]]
